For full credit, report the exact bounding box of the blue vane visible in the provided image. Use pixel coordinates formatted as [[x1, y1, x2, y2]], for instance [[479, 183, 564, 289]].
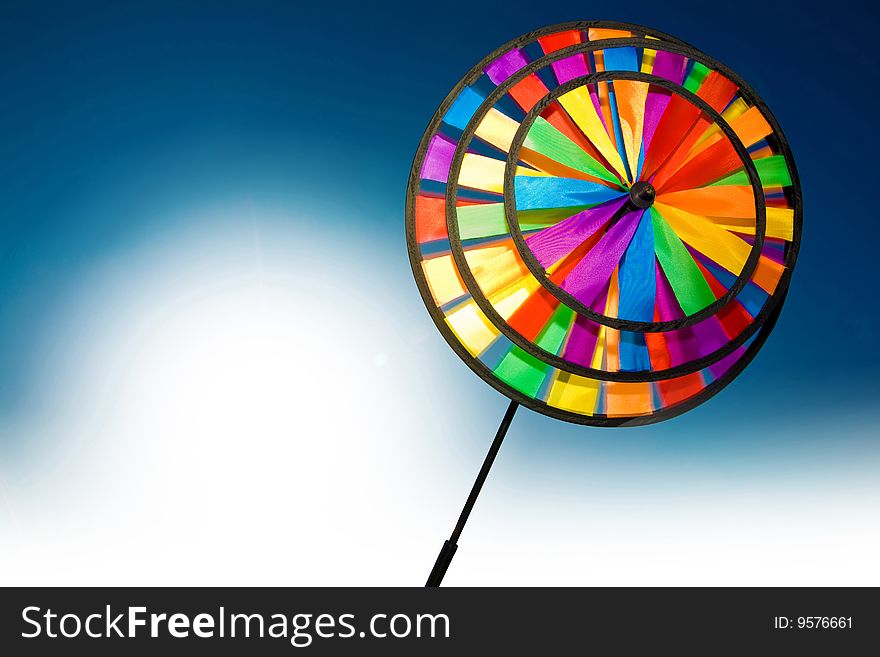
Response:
[[444, 87, 485, 131], [514, 176, 623, 210], [617, 211, 655, 371]]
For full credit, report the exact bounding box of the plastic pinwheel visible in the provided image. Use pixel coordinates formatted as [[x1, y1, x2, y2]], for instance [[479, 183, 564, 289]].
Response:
[[406, 22, 801, 586]]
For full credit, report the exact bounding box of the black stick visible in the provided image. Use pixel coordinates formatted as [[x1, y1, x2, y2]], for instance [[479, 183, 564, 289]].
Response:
[[425, 400, 519, 587]]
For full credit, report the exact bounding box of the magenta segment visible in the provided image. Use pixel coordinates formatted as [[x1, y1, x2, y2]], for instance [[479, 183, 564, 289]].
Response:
[[562, 283, 609, 367], [761, 245, 785, 265], [655, 262, 684, 320], [650, 51, 688, 84], [658, 259, 732, 369], [484, 49, 529, 85], [420, 135, 456, 183], [562, 209, 642, 308], [742, 235, 786, 265], [707, 345, 745, 379], [654, 263, 703, 366], [524, 196, 627, 269], [643, 53, 688, 153], [551, 53, 589, 84], [689, 315, 733, 377], [663, 328, 702, 368]]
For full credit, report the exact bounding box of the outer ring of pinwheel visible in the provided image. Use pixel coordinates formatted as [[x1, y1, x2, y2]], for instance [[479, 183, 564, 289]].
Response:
[[405, 24, 801, 425]]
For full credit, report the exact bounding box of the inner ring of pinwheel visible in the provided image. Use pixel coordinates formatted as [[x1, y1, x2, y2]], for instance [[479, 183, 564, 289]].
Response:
[[503, 71, 765, 334]]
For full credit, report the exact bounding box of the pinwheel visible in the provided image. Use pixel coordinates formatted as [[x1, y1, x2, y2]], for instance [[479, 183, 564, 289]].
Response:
[[406, 22, 801, 585]]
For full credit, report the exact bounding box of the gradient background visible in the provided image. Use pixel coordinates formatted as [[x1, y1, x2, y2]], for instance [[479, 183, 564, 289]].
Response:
[[1, 0, 878, 585]]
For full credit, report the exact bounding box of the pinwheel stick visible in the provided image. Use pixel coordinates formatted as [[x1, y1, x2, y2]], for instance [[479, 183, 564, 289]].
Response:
[[425, 400, 519, 587]]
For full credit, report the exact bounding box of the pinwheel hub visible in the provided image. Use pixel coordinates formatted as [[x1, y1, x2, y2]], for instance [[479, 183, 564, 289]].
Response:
[[629, 181, 656, 209]]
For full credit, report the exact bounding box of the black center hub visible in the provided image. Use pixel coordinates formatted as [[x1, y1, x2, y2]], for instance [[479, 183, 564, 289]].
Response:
[[629, 181, 656, 209]]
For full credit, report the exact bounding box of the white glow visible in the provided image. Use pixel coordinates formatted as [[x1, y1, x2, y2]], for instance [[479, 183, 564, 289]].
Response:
[[1, 210, 878, 586], [0, 213, 458, 585]]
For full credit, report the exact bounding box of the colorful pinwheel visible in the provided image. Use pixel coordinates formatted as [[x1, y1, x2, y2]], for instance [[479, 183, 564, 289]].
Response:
[[407, 22, 801, 584]]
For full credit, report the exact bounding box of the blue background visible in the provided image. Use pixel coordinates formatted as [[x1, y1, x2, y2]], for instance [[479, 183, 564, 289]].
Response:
[[2, 0, 878, 478]]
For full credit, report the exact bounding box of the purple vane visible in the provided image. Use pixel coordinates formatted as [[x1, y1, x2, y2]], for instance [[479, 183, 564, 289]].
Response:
[[691, 315, 735, 378], [420, 135, 456, 183], [552, 53, 589, 84], [484, 49, 528, 85], [654, 261, 684, 320], [708, 346, 744, 380], [651, 51, 688, 85], [562, 209, 643, 308], [562, 285, 609, 367], [525, 196, 627, 269], [655, 263, 700, 366]]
